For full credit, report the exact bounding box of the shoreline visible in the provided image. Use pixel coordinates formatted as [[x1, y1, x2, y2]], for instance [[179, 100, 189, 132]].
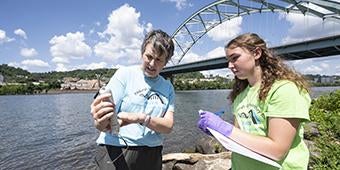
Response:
[[1, 86, 339, 96], [47, 89, 98, 94], [0, 89, 98, 96]]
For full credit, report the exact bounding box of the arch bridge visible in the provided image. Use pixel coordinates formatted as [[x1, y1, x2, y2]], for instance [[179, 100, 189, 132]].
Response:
[[169, 0, 340, 66]]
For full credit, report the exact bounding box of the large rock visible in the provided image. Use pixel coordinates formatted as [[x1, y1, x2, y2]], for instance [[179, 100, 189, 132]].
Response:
[[162, 152, 231, 170], [304, 122, 320, 140], [194, 136, 226, 154]]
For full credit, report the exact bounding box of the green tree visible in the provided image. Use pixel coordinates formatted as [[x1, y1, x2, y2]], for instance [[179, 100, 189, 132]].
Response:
[[309, 90, 340, 169]]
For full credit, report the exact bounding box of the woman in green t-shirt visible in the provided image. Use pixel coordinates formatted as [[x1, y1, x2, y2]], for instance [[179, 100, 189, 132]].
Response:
[[198, 33, 311, 170]]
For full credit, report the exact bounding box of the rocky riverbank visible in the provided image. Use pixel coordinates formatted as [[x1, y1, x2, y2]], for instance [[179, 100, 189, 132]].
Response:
[[162, 152, 232, 170]]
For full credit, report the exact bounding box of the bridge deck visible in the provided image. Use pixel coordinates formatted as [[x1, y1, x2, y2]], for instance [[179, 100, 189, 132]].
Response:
[[161, 35, 340, 76]]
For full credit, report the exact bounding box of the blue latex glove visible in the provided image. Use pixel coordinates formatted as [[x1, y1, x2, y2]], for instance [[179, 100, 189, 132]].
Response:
[[197, 110, 233, 137], [214, 109, 224, 117]]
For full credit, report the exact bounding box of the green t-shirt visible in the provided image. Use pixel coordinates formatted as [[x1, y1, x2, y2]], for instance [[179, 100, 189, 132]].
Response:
[[231, 80, 311, 170]]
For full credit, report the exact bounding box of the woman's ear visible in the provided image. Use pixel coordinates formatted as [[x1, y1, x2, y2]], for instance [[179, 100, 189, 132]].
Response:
[[253, 47, 262, 60]]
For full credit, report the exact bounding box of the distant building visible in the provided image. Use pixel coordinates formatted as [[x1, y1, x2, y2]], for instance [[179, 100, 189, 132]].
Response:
[[0, 74, 4, 85], [313, 76, 335, 83], [320, 76, 334, 83], [76, 79, 100, 90], [60, 79, 102, 90], [199, 78, 217, 82], [63, 77, 80, 83], [225, 74, 234, 80]]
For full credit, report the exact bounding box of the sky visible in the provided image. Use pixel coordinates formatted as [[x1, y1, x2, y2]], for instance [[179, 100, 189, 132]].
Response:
[[0, 0, 340, 76]]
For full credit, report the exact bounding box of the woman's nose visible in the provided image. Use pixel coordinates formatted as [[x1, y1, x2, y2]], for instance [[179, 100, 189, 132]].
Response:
[[149, 59, 155, 66], [227, 61, 234, 69]]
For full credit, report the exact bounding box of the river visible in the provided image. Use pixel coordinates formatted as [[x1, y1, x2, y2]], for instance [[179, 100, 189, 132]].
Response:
[[0, 86, 339, 169]]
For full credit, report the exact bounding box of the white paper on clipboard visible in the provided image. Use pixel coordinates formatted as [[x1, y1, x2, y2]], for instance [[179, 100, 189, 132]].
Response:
[[207, 127, 282, 168]]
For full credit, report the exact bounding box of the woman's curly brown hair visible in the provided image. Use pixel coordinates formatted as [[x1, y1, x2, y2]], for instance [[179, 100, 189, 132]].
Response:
[[225, 33, 310, 102]]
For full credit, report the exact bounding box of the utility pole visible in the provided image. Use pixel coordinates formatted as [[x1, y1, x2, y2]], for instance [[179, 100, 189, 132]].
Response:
[[95, 73, 102, 88]]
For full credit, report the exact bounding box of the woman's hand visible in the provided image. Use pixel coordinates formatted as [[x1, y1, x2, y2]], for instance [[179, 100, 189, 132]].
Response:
[[90, 93, 115, 132], [197, 110, 234, 137], [118, 111, 175, 134], [117, 112, 145, 127]]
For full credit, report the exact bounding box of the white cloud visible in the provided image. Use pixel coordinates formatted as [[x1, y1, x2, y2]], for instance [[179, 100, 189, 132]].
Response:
[[9, 60, 50, 72], [97, 32, 105, 39], [49, 31, 92, 64], [54, 62, 108, 72], [55, 63, 68, 72], [102, 4, 144, 39], [51, 57, 69, 64], [0, 29, 15, 44], [280, 13, 340, 44], [21, 59, 49, 67], [145, 23, 153, 33], [206, 47, 225, 59], [207, 17, 243, 42], [180, 46, 225, 64], [111, 64, 132, 69], [290, 59, 310, 71], [291, 60, 308, 66], [0, 29, 5, 40], [94, 4, 152, 66], [176, 46, 231, 77], [171, 17, 240, 65], [336, 65, 340, 69], [8, 62, 21, 68], [201, 69, 232, 78], [73, 62, 108, 70], [288, 55, 340, 75], [320, 63, 329, 69], [89, 29, 95, 35], [20, 48, 38, 57], [162, 0, 192, 10], [302, 65, 323, 74], [201, 47, 231, 77], [336, 65, 340, 75], [14, 29, 27, 39], [278, 9, 340, 74], [179, 52, 201, 63]]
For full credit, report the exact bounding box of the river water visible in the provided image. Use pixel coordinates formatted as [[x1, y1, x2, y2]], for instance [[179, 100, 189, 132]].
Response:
[[0, 87, 339, 169]]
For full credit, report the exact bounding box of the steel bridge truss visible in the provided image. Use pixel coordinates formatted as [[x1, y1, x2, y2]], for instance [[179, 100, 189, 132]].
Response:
[[171, 0, 340, 65]]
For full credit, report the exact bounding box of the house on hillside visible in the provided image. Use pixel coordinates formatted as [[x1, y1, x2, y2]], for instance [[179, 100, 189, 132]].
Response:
[[60, 78, 103, 90], [63, 77, 80, 83], [76, 79, 101, 90], [60, 77, 79, 90]]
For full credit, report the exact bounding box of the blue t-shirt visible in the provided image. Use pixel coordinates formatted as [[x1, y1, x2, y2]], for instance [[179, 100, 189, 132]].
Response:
[[96, 66, 175, 147]]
